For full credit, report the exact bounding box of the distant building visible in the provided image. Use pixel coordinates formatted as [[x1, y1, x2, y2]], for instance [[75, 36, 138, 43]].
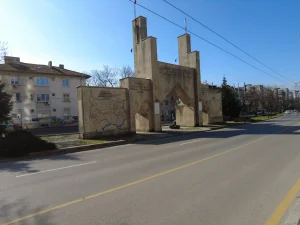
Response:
[[244, 84, 265, 110], [279, 88, 289, 101], [295, 90, 300, 99], [0, 56, 90, 128]]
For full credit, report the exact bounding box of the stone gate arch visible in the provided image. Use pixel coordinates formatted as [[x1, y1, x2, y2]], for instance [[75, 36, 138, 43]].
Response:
[[120, 16, 203, 132], [77, 16, 224, 139]]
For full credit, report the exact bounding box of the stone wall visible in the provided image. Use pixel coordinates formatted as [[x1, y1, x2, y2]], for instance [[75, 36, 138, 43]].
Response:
[[77, 86, 131, 139], [202, 84, 223, 124]]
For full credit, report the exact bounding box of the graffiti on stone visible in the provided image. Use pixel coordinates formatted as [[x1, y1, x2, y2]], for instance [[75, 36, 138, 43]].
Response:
[[89, 90, 128, 132]]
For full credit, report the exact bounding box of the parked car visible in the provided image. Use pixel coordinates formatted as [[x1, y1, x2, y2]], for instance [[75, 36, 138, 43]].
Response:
[[256, 109, 267, 116]]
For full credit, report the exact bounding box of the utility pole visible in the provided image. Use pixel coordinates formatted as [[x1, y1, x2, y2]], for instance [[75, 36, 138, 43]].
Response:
[[243, 82, 247, 115], [295, 82, 300, 110], [133, 0, 137, 19]]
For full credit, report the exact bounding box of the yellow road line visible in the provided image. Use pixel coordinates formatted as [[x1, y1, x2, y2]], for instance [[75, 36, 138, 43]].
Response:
[[265, 179, 300, 225], [0, 127, 292, 225]]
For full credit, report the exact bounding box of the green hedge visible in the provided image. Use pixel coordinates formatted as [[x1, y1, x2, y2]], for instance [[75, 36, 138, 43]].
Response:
[[0, 130, 56, 157]]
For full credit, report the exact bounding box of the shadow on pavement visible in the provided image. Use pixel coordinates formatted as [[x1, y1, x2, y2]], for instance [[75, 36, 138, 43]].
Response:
[[0, 154, 81, 173], [135, 118, 300, 145], [0, 198, 52, 225]]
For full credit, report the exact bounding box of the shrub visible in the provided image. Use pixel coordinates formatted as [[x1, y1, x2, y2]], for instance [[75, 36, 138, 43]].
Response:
[[0, 130, 56, 157]]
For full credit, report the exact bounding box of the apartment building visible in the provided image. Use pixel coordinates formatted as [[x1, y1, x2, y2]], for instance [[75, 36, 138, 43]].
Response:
[[0, 56, 90, 129], [288, 91, 294, 100], [278, 88, 289, 105]]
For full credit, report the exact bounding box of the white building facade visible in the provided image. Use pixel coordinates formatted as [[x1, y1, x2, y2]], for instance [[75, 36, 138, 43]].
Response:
[[0, 56, 90, 129]]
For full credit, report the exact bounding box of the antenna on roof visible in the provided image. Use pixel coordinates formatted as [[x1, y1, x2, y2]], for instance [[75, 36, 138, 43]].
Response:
[[133, 0, 137, 22]]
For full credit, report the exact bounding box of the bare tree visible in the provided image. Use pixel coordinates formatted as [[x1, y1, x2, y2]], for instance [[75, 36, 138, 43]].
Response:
[[87, 65, 118, 87], [245, 86, 260, 112], [120, 65, 134, 78], [264, 87, 276, 115], [86, 74, 97, 86], [0, 41, 8, 63]]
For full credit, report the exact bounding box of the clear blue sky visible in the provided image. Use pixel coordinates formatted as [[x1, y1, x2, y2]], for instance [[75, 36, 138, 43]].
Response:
[[1, 0, 299, 89]]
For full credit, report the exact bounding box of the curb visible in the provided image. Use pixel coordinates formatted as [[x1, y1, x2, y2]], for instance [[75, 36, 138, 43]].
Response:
[[0, 124, 243, 164], [0, 127, 210, 163], [0, 119, 276, 164], [284, 197, 300, 225], [36, 132, 80, 137]]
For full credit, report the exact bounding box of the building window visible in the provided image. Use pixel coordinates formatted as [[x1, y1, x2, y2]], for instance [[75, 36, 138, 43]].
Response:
[[30, 94, 34, 101], [36, 77, 49, 86], [63, 108, 71, 119], [53, 109, 56, 112], [11, 77, 20, 85], [37, 110, 51, 118], [15, 93, 21, 102], [63, 93, 70, 102], [165, 100, 169, 105], [36, 94, 50, 102], [62, 79, 69, 87], [52, 93, 55, 96], [31, 109, 34, 113]]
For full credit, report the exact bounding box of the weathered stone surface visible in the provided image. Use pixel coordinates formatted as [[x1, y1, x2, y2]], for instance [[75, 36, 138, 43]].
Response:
[[120, 77, 154, 132], [78, 87, 130, 139]]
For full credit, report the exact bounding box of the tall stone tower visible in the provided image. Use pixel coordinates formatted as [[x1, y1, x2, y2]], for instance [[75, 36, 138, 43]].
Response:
[[132, 16, 203, 131]]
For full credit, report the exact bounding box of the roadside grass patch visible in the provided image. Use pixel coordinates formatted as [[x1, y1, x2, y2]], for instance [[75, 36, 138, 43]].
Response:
[[40, 134, 108, 149], [251, 113, 283, 122]]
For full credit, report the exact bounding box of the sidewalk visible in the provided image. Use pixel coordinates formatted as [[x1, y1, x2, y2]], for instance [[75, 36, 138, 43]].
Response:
[[284, 197, 300, 225]]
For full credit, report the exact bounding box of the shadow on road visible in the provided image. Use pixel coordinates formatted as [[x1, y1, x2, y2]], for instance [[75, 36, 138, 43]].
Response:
[[135, 118, 300, 145], [0, 154, 81, 173], [0, 198, 53, 225]]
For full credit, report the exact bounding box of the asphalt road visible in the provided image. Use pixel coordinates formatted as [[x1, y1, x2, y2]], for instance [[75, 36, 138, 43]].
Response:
[[1, 114, 300, 225]]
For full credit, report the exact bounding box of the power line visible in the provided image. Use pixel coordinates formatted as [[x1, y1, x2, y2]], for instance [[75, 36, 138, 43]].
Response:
[[128, 0, 288, 83], [162, 0, 294, 84]]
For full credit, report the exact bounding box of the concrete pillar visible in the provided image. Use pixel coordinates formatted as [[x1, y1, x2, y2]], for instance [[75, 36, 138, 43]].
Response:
[[178, 34, 203, 126], [132, 16, 148, 76], [77, 87, 85, 139], [132, 16, 161, 131], [119, 78, 136, 133], [178, 34, 191, 66]]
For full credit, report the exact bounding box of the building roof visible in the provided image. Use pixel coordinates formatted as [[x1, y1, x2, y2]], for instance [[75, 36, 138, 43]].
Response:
[[0, 57, 90, 78]]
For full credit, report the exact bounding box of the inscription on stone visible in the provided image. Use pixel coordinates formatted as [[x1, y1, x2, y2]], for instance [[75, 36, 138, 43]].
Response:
[[158, 66, 193, 81], [129, 81, 150, 93], [98, 90, 112, 99]]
